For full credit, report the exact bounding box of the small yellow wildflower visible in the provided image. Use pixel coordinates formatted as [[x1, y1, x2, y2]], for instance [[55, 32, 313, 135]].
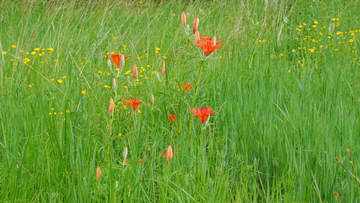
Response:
[[62, 76, 67, 79], [66, 110, 70, 113], [124, 86, 128, 88], [49, 112, 52, 115], [50, 78, 54, 82], [28, 84, 32, 88], [23, 58, 30, 63], [2, 52, 6, 55], [350, 39, 354, 43], [47, 48, 54, 52], [35, 48, 40, 52], [113, 37, 116, 39], [51, 108, 55, 111], [57, 79, 63, 84], [11, 45, 16, 49]]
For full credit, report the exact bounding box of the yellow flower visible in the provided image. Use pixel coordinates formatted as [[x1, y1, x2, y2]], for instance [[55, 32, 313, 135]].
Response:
[[50, 78, 54, 82], [39, 54, 43, 56], [60, 112, 63, 115], [113, 37, 116, 39], [81, 90, 86, 95], [23, 58, 30, 63], [312, 25, 316, 28], [118, 133, 122, 137], [137, 109, 142, 113], [288, 70, 291, 73], [155, 51, 159, 54], [35, 48, 40, 52], [147, 65, 150, 67], [54, 112, 57, 115], [28, 84, 32, 88], [57, 79, 63, 84], [124, 86, 128, 88], [62, 76, 67, 79], [314, 21, 318, 24], [49, 112, 52, 115], [292, 49, 295, 52], [350, 39, 354, 43], [163, 56, 167, 59], [11, 45, 16, 49], [332, 18, 336, 21], [47, 48, 54, 52], [156, 47, 160, 50], [2, 52, 6, 55], [51, 108, 55, 111], [31, 52, 36, 55], [80, 62, 83, 65], [66, 110, 70, 113], [55, 59, 58, 62]]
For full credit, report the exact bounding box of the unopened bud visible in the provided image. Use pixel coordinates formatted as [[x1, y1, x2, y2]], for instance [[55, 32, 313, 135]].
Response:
[[96, 166, 101, 181], [123, 146, 128, 160], [181, 12, 186, 27], [149, 93, 155, 105], [120, 54, 125, 68], [133, 64, 138, 79], [107, 59, 112, 69], [162, 61, 166, 77], [112, 78, 117, 91], [193, 17, 199, 34], [213, 36, 217, 46], [109, 98, 114, 115], [195, 31, 200, 44]]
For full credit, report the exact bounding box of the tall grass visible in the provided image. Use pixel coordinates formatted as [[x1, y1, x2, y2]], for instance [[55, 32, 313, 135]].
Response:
[[1, 0, 360, 201]]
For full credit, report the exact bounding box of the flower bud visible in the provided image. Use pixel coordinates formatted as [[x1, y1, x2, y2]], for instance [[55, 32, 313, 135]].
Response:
[[107, 59, 112, 69], [162, 61, 166, 77], [181, 12, 186, 27], [121, 54, 125, 68], [166, 145, 173, 163], [133, 64, 138, 79], [112, 78, 117, 91], [193, 17, 199, 34], [123, 146, 128, 160], [109, 98, 114, 115], [213, 36, 217, 46], [194, 31, 200, 44], [96, 166, 101, 180], [149, 93, 155, 105]]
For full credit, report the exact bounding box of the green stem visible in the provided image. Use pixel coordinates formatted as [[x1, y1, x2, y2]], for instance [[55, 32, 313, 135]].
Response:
[[188, 60, 204, 147]]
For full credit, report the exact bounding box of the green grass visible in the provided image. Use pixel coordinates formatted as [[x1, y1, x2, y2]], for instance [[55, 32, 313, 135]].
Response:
[[1, 0, 360, 202]]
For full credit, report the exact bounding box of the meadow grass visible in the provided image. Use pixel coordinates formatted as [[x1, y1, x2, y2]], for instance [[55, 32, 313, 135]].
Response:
[[1, 0, 360, 202]]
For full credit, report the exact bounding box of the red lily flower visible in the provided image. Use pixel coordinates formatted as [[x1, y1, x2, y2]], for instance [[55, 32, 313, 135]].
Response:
[[176, 83, 194, 92], [189, 107, 218, 123], [139, 159, 144, 166], [106, 54, 131, 69], [123, 98, 142, 111], [195, 36, 223, 56], [169, 114, 176, 124]]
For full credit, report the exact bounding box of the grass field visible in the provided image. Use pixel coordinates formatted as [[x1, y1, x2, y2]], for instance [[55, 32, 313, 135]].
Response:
[[1, 0, 360, 202]]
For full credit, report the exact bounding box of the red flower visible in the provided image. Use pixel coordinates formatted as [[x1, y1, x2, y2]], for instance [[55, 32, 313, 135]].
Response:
[[169, 114, 176, 124], [195, 36, 223, 56], [189, 107, 218, 123], [123, 98, 142, 111], [106, 54, 131, 69], [139, 159, 144, 166], [176, 83, 194, 92]]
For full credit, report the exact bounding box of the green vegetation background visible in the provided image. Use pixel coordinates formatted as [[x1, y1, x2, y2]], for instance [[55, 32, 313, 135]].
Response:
[[1, 0, 360, 202]]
